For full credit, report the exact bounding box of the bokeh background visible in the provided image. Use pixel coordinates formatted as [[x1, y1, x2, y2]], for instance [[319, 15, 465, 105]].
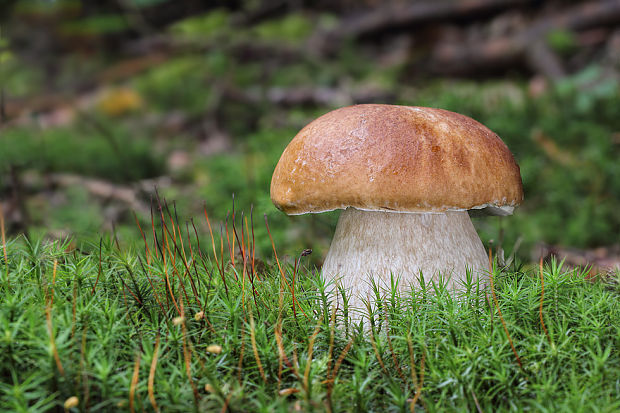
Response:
[[1, 0, 619, 271]]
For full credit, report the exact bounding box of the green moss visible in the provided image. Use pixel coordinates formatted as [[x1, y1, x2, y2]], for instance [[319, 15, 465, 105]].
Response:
[[546, 29, 577, 55], [61, 14, 129, 35], [251, 13, 313, 45], [169, 9, 231, 38], [0, 125, 164, 182], [133, 57, 213, 115], [0, 235, 618, 411]]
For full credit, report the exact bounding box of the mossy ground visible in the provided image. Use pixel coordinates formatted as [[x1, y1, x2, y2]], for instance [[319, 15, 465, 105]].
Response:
[[1, 207, 618, 412]]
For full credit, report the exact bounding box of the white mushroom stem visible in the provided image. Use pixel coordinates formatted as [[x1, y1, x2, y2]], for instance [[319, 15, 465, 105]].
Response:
[[322, 208, 489, 312]]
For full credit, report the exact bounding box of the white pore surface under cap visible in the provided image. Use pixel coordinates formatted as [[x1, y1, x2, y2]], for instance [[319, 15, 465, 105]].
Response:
[[322, 208, 489, 315]]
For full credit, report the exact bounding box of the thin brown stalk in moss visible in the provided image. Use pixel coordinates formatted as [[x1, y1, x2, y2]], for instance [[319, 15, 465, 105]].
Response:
[[190, 218, 215, 292], [0, 203, 7, 287], [231, 210, 246, 273], [539, 257, 552, 345], [151, 202, 164, 261], [237, 323, 246, 385], [244, 216, 262, 315], [204, 207, 228, 296], [148, 334, 161, 413], [225, 213, 235, 270], [172, 214, 200, 305], [240, 215, 247, 309], [471, 389, 483, 413], [151, 204, 170, 310], [249, 312, 267, 383], [303, 324, 322, 397], [45, 260, 64, 376], [274, 317, 290, 391], [161, 216, 181, 316], [275, 320, 299, 380], [488, 248, 523, 369], [173, 206, 189, 263], [369, 325, 389, 376], [220, 394, 232, 413], [291, 250, 312, 323], [407, 335, 418, 391], [292, 341, 301, 378], [185, 222, 202, 306], [71, 277, 77, 341], [180, 299, 200, 406], [80, 324, 90, 411], [275, 321, 284, 390], [264, 214, 307, 319], [326, 306, 337, 383], [137, 256, 166, 315], [250, 206, 261, 282], [119, 275, 143, 306], [219, 227, 225, 284], [162, 212, 191, 309], [324, 306, 337, 413], [275, 277, 300, 389], [170, 213, 201, 306], [134, 212, 152, 265], [129, 352, 141, 413], [326, 310, 355, 409], [190, 218, 211, 283], [91, 239, 103, 295], [485, 251, 494, 328], [330, 335, 355, 382], [409, 345, 426, 411], [387, 317, 406, 382]]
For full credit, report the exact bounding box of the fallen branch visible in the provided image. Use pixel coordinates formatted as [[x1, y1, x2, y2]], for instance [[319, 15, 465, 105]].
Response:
[[47, 173, 149, 214], [224, 85, 394, 107], [429, 0, 620, 76], [536, 243, 620, 277], [312, 0, 533, 53]]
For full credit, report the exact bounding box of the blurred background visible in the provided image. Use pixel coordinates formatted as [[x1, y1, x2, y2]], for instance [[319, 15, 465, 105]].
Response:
[[0, 0, 619, 272]]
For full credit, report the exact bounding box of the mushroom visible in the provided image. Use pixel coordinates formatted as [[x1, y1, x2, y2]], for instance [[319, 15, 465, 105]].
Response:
[[270, 104, 523, 313]]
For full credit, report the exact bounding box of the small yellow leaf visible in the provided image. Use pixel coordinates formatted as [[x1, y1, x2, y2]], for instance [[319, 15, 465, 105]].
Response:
[[64, 396, 79, 409], [206, 344, 222, 354], [279, 388, 299, 396], [97, 87, 142, 117]]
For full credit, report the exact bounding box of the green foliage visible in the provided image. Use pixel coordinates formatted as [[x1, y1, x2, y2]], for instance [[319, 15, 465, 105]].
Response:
[[556, 65, 619, 112], [169, 9, 231, 38], [251, 13, 314, 45], [133, 56, 214, 115], [546, 29, 577, 55], [0, 234, 618, 411], [13, 0, 80, 16], [0, 123, 164, 183], [61, 15, 129, 36], [126, 0, 168, 8], [0, 46, 43, 97]]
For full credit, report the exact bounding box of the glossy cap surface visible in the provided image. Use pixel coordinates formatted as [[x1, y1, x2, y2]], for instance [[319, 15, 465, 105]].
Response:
[[271, 104, 523, 215]]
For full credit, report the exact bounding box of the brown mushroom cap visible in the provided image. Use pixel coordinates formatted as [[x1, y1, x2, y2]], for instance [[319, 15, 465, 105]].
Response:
[[271, 104, 523, 215]]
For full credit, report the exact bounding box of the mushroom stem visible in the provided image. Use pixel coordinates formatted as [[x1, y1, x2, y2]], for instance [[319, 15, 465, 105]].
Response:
[[322, 208, 489, 312]]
